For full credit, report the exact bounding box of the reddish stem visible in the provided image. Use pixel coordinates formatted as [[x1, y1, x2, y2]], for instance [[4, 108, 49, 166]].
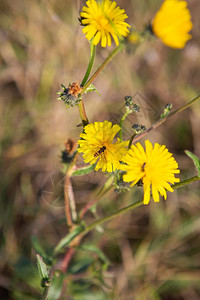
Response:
[[60, 247, 75, 273]]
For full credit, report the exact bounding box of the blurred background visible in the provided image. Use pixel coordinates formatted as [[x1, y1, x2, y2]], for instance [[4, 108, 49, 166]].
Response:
[[0, 0, 200, 299]]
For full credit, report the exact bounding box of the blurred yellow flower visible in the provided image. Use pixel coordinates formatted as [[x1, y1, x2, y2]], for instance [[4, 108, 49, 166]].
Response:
[[80, 0, 130, 47], [152, 0, 193, 49], [127, 31, 140, 45], [121, 140, 180, 205], [78, 121, 127, 172]]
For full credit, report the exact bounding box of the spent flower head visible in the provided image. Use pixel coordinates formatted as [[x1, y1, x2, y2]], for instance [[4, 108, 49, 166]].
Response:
[[152, 0, 193, 49], [80, 0, 131, 47], [57, 83, 82, 108], [78, 121, 128, 172], [121, 140, 180, 204]]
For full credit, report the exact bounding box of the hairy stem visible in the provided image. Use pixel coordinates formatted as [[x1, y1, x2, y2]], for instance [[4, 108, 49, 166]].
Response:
[[172, 176, 200, 189], [81, 43, 96, 87], [84, 200, 143, 233], [60, 247, 76, 273], [132, 94, 200, 144], [42, 286, 49, 300], [78, 99, 89, 127], [64, 171, 77, 229], [81, 44, 123, 95], [119, 109, 131, 141], [54, 175, 200, 255], [128, 133, 136, 149], [78, 44, 123, 127], [79, 176, 114, 219]]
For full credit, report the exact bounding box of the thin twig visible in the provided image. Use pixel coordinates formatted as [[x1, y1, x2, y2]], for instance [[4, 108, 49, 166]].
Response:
[[60, 247, 76, 273], [132, 94, 200, 144], [79, 176, 114, 219], [81, 44, 123, 95], [64, 173, 77, 228]]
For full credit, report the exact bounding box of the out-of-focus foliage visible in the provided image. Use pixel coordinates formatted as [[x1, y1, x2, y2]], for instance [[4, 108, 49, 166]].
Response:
[[0, 0, 200, 299]]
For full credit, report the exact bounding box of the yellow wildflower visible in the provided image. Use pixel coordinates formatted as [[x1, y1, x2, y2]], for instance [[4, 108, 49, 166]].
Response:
[[152, 0, 193, 49], [121, 140, 180, 204], [78, 121, 127, 172], [80, 0, 131, 47]]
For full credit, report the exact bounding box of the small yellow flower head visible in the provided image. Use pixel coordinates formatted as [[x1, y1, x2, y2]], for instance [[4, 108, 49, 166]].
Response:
[[152, 0, 193, 49], [121, 140, 180, 205], [80, 0, 131, 47], [78, 121, 127, 172], [126, 31, 140, 45]]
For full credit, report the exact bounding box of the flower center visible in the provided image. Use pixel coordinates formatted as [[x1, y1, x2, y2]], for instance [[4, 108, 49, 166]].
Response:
[[96, 16, 109, 30]]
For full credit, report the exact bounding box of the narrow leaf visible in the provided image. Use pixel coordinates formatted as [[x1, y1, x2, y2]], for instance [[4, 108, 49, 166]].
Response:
[[185, 150, 200, 175], [32, 235, 51, 264], [36, 254, 51, 288], [79, 244, 110, 265], [54, 225, 85, 254], [46, 274, 64, 300]]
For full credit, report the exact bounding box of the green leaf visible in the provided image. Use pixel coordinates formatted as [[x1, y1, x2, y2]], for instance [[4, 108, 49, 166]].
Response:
[[54, 225, 85, 254], [79, 244, 110, 265], [83, 84, 100, 96], [68, 257, 94, 274], [185, 150, 200, 175], [32, 235, 51, 264], [71, 164, 96, 176], [46, 273, 64, 300], [36, 254, 50, 288]]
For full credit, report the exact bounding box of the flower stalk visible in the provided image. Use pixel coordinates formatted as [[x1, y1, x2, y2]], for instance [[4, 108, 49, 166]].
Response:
[[54, 175, 200, 255], [81, 44, 123, 95], [132, 94, 200, 144], [81, 43, 96, 87], [119, 108, 132, 141], [172, 176, 200, 189]]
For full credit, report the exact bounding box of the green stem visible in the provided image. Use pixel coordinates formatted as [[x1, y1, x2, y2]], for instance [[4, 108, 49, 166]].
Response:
[[83, 176, 200, 234], [78, 99, 89, 127], [78, 44, 123, 127], [119, 109, 131, 141], [84, 200, 143, 233], [78, 43, 96, 127], [41, 286, 49, 300], [79, 175, 114, 219], [172, 176, 200, 189], [128, 133, 136, 149], [81, 43, 96, 87], [54, 175, 200, 255], [81, 44, 124, 95], [132, 94, 200, 144]]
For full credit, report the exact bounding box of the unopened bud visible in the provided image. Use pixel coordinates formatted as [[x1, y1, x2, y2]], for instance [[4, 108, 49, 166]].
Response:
[[132, 104, 140, 112], [161, 103, 172, 118], [132, 124, 146, 134]]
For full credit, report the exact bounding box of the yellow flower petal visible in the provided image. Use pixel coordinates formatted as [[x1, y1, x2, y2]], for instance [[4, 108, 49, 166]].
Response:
[[78, 121, 127, 172], [152, 0, 193, 49], [80, 0, 130, 47], [121, 140, 180, 204]]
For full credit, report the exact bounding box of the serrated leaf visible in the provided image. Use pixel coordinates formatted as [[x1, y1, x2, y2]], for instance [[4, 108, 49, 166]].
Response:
[[185, 150, 200, 175], [71, 164, 96, 176], [84, 84, 100, 96], [36, 254, 49, 280], [54, 225, 85, 254]]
